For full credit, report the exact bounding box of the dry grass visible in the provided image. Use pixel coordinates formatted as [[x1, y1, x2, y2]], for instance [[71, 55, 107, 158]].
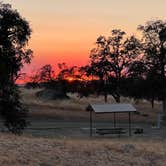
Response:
[[0, 134, 165, 166], [20, 88, 86, 111], [20, 87, 162, 123], [0, 88, 164, 166], [20, 88, 142, 111]]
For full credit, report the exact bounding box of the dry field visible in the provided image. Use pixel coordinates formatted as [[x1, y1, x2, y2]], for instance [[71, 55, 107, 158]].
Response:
[[20, 87, 162, 123], [18, 87, 166, 139], [0, 134, 166, 166], [0, 87, 165, 166]]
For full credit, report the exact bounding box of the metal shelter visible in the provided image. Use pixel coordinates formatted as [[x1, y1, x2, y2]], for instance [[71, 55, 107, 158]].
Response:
[[89, 103, 137, 137]]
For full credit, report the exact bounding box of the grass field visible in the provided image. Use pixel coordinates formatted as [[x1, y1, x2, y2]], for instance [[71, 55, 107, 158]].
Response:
[[0, 87, 165, 166], [20, 87, 162, 124], [0, 134, 166, 166]]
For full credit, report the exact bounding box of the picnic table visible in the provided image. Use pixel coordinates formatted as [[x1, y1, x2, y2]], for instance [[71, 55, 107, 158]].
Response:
[[96, 127, 127, 136]]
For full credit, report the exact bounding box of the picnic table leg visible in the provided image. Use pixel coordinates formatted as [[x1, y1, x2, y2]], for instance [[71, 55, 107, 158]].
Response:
[[129, 112, 131, 136]]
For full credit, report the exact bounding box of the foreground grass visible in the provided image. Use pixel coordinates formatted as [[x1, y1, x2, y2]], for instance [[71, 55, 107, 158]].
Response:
[[0, 134, 166, 166]]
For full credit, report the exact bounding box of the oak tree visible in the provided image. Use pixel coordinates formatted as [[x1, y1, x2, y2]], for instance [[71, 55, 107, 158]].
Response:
[[89, 29, 141, 102], [138, 20, 166, 113], [0, 3, 33, 134]]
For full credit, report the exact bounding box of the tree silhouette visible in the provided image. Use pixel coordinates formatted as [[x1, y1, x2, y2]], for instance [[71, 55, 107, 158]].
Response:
[[57, 63, 85, 81], [0, 3, 33, 134], [39, 64, 55, 82], [89, 29, 141, 102], [138, 20, 166, 113]]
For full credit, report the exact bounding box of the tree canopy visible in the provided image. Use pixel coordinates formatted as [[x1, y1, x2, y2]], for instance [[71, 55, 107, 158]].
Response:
[[88, 29, 142, 102], [0, 3, 33, 134], [138, 20, 166, 112]]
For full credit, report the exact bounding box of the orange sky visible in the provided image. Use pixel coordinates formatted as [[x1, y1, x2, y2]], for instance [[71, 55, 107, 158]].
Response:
[[4, 0, 166, 76]]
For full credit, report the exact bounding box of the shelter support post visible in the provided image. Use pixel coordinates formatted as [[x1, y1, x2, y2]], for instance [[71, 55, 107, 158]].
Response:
[[129, 112, 131, 136], [90, 109, 92, 137], [114, 112, 116, 128]]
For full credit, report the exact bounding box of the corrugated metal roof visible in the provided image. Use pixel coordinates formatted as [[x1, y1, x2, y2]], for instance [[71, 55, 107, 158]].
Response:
[[90, 104, 136, 113]]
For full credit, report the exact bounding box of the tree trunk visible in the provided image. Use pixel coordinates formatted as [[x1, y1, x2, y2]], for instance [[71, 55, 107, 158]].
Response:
[[104, 93, 108, 103], [114, 95, 120, 103], [163, 99, 166, 114], [112, 94, 121, 103], [151, 98, 154, 109], [162, 99, 166, 122], [104, 79, 108, 103], [116, 96, 120, 103]]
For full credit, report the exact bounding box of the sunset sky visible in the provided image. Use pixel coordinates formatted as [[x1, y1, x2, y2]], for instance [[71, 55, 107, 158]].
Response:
[[4, 0, 166, 75]]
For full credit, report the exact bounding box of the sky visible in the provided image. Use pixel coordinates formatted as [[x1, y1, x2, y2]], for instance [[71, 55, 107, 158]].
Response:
[[3, 0, 166, 75]]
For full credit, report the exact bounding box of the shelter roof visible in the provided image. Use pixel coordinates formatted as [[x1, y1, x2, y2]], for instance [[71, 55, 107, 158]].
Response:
[[90, 104, 136, 113]]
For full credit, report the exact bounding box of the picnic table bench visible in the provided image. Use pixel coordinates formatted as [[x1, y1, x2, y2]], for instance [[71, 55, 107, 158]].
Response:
[[134, 128, 143, 134], [96, 128, 127, 136]]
